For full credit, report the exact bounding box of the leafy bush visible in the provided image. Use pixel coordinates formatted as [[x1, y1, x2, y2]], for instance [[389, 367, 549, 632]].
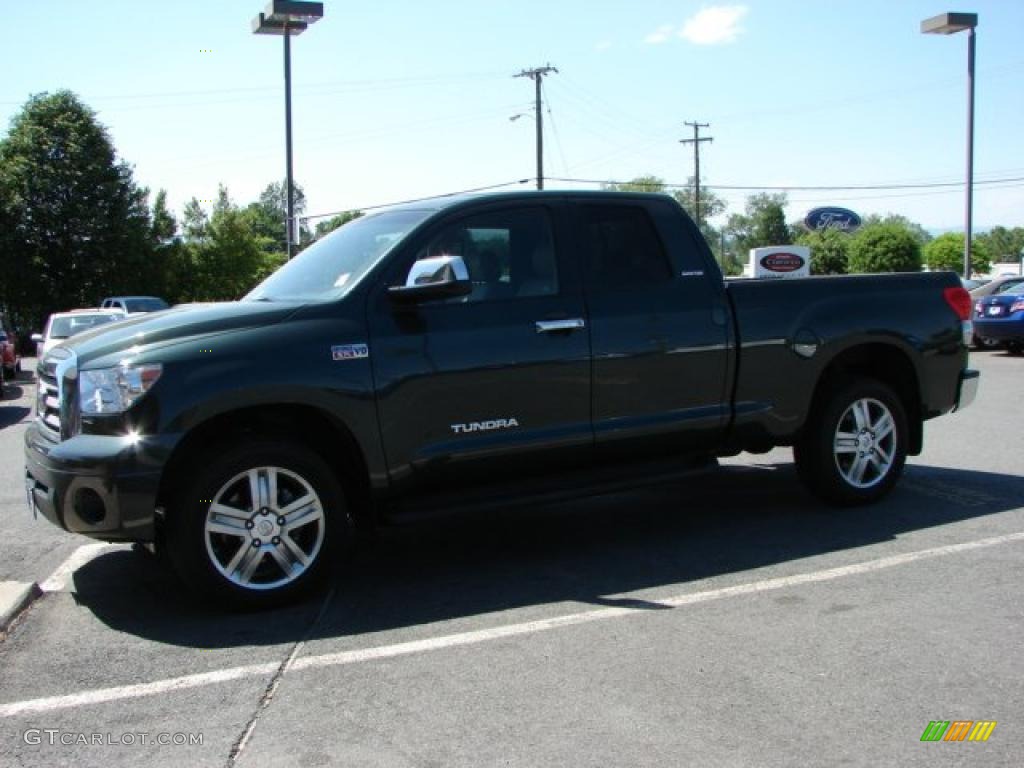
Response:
[[848, 223, 922, 273], [796, 228, 850, 275], [923, 232, 991, 277]]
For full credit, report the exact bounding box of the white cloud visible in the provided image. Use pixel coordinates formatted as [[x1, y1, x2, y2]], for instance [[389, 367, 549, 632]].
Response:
[[644, 24, 675, 45], [680, 5, 748, 45], [595, 40, 613, 52]]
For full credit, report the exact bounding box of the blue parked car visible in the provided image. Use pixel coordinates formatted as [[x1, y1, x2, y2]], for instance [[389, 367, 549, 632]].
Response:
[[974, 289, 1024, 354]]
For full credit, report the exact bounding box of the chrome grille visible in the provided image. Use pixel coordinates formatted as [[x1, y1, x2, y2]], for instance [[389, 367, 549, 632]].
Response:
[[36, 372, 61, 434], [37, 347, 78, 441]]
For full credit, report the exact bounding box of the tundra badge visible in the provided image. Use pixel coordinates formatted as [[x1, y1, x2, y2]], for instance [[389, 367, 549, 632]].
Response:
[[451, 418, 520, 434]]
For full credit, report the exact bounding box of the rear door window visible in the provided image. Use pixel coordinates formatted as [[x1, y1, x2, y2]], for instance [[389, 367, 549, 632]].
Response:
[[579, 205, 673, 290]]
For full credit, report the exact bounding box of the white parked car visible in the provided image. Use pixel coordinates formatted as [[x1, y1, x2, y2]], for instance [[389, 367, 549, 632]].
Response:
[[32, 309, 127, 359]]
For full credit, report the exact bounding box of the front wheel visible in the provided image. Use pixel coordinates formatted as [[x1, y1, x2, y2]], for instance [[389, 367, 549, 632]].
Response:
[[794, 377, 909, 506], [166, 440, 350, 608]]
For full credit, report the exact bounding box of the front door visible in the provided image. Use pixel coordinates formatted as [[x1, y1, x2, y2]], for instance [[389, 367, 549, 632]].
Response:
[[368, 202, 592, 492]]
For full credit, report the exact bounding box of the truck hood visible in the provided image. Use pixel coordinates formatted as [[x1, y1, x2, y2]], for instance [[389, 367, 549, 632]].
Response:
[[58, 300, 299, 364]]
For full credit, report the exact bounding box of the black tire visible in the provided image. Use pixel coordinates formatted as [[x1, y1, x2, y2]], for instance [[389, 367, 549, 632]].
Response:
[[1008, 342, 1024, 356], [794, 377, 909, 506], [972, 334, 998, 351], [165, 439, 351, 609]]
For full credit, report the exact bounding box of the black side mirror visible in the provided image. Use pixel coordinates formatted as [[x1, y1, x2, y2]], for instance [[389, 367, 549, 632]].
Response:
[[388, 254, 472, 303]]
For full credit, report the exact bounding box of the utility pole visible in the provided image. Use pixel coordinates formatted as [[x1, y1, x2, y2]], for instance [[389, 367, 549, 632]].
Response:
[[679, 121, 713, 228], [514, 65, 558, 189]]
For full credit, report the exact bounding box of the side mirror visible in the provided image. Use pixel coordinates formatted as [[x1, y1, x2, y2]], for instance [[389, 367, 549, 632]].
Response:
[[31, 333, 43, 343], [388, 254, 472, 303]]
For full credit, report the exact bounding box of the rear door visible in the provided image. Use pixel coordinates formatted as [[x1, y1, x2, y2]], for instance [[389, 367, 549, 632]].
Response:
[[368, 201, 593, 492], [572, 198, 732, 459]]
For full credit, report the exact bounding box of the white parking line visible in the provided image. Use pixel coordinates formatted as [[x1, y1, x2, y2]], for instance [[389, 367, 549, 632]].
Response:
[[39, 543, 121, 593], [1, 529, 1022, 718]]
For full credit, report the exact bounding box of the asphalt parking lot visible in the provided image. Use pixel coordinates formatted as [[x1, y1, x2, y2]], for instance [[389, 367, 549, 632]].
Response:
[[0, 351, 1021, 768]]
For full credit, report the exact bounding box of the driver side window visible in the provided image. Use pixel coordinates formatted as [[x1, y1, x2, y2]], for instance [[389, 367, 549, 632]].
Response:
[[411, 207, 558, 304]]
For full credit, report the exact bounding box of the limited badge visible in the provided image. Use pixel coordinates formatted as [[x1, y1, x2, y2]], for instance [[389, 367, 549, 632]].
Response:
[[331, 344, 369, 361]]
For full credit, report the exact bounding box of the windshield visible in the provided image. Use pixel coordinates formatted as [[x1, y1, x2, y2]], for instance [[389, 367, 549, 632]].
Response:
[[245, 209, 431, 302], [995, 279, 1024, 295], [125, 298, 169, 312], [48, 314, 123, 339]]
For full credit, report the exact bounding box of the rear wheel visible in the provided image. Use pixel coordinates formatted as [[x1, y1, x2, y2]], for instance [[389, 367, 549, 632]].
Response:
[[794, 377, 909, 506], [166, 440, 350, 608]]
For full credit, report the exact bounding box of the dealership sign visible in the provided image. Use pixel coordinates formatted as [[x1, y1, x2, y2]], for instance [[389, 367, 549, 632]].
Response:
[[804, 206, 862, 232], [750, 246, 811, 279]]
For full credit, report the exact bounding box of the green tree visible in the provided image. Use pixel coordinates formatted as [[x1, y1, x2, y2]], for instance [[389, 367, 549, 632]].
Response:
[[860, 213, 932, 245], [923, 232, 991, 277], [0, 90, 152, 329], [672, 175, 727, 230], [186, 185, 270, 301], [727, 193, 792, 256], [244, 180, 310, 252], [795, 227, 850, 275], [601, 175, 666, 193], [181, 197, 209, 242], [976, 226, 1024, 264], [314, 210, 363, 239], [147, 189, 193, 304], [151, 189, 177, 242], [848, 223, 922, 273]]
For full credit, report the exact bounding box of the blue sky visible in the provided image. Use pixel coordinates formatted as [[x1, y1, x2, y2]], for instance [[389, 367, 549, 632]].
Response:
[[2, 1, 1022, 232]]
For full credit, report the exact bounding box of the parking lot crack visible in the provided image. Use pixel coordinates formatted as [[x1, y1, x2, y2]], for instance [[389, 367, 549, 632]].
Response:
[[225, 586, 337, 768]]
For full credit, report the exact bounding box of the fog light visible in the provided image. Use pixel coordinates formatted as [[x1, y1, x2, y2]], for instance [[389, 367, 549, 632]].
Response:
[[73, 488, 106, 525]]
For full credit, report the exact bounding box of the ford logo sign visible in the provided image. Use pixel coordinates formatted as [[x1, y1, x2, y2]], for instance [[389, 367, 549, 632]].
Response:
[[804, 206, 862, 232], [760, 253, 805, 273]]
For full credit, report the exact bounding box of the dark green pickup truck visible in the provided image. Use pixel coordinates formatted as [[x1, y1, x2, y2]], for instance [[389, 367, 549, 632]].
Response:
[[25, 191, 979, 606]]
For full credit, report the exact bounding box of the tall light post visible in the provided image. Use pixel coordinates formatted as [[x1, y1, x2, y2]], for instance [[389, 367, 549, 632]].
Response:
[[921, 11, 978, 278], [252, 1, 323, 259]]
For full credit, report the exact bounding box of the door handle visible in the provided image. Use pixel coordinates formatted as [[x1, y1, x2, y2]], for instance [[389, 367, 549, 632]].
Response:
[[535, 318, 586, 333]]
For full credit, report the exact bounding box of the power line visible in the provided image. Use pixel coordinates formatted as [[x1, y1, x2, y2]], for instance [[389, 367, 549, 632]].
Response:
[[545, 175, 1024, 192], [541, 80, 569, 176]]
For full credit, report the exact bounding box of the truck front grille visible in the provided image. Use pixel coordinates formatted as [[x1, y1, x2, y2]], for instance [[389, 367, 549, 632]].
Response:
[[36, 371, 61, 435], [37, 348, 78, 441]]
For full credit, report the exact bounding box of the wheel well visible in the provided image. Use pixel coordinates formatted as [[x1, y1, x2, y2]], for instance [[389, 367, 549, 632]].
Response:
[[156, 405, 375, 530], [809, 344, 923, 454]]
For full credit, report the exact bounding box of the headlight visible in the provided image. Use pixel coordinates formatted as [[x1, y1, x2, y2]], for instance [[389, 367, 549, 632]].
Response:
[[79, 364, 162, 414]]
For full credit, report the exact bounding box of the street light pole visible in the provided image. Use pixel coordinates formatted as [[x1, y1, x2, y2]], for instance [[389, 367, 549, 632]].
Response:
[[921, 11, 978, 278], [252, 1, 324, 259], [283, 28, 294, 257], [965, 25, 976, 278]]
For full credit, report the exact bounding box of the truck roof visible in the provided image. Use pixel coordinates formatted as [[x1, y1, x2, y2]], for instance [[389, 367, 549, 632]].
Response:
[[385, 189, 678, 215]]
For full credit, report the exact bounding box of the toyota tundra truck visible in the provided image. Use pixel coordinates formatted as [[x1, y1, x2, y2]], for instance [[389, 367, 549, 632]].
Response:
[[25, 191, 979, 607]]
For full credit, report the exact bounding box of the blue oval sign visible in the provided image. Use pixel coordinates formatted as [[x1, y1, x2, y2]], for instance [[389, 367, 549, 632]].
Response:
[[804, 206, 862, 232]]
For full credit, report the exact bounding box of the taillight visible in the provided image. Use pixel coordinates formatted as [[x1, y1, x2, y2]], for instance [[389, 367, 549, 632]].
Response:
[[943, 286, 972, 321]]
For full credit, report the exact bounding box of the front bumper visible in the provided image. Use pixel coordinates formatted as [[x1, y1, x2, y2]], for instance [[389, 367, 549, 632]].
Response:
[[954, 369, 980, 412], [24, 423, 166, 542]]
